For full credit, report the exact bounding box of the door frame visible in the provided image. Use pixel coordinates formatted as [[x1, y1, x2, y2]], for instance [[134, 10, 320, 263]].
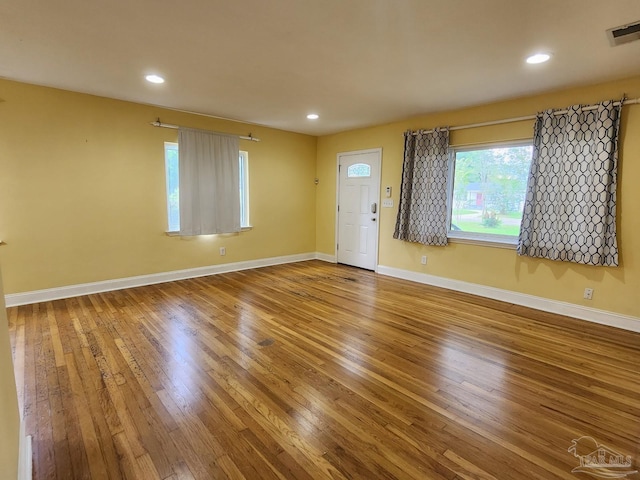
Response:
[[335, 148, 382, 272]]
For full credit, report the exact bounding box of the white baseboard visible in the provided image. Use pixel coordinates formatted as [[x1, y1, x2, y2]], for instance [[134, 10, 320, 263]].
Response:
[[315, 252, 337, 263], [10, 256, 635, 334], [18, 421, 31, 480], [5, 253, 318, 307], [377, 265, 640, 333]]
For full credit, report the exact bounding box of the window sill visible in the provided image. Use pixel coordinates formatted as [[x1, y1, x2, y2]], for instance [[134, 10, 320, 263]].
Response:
[[447, 233, 517, 250], [165, 226, 253, 237]]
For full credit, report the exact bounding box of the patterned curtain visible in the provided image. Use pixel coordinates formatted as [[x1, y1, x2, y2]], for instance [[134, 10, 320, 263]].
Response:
[[393, 128, 450, 246], [517, 100, 622, 266]]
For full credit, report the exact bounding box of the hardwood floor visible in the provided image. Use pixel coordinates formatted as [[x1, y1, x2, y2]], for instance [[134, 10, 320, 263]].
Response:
[[8, 260, 640, 479]]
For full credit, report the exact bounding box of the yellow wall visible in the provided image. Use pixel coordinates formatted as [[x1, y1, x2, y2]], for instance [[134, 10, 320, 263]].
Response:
[[317, 76, 640, 318], [0, 79, 317, 293], [1, 75, 639, 319], [0, 265, 20, 478]]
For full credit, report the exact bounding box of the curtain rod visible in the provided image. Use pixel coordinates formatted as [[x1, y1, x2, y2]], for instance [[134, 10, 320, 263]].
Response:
[[409, 97, 639, 136], [150, 119, 261, 142]]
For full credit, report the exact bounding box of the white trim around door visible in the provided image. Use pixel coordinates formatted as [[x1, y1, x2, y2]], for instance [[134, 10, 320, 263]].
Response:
[[335, 148, 382, 271]]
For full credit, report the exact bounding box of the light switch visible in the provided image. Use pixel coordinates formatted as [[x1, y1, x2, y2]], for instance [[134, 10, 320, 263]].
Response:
[[382, 199, 394, 208]]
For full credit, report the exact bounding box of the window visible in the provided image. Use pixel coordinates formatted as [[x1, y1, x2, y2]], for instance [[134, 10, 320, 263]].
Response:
[[448, 142, 532, 244], [165, 142, 180, 232], [238, 150, 249, 228], [164, 142, 250, 232], [347, 163, 371, 178]]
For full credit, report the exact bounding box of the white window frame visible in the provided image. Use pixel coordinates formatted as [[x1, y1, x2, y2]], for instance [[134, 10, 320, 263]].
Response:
[[164, 143, 250, 233], [164, 142, 180, 233], [446, 139, 532, 247], [239, 151, 250, 229]]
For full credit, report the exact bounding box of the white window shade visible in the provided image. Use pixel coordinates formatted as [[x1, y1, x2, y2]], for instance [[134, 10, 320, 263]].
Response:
[[178, 128, 240, 236]]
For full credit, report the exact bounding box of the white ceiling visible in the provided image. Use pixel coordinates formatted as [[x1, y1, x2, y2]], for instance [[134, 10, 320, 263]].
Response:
[[1, 0, 640, 136]]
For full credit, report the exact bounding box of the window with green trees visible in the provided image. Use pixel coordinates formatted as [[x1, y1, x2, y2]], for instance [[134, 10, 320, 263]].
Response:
[[449, 142, 532, 243]]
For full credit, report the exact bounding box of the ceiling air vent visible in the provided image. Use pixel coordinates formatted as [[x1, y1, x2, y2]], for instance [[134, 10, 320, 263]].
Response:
[[607, 21, 640, 46]]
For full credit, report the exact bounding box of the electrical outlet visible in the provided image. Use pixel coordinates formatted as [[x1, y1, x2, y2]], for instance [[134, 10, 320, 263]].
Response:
[[583, 288, 593, 300], [219, 247, 226, 256], [421, 255, 427, 265]]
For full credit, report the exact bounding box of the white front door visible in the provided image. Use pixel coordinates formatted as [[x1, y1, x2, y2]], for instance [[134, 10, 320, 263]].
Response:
[[337, 149, 381, 271]]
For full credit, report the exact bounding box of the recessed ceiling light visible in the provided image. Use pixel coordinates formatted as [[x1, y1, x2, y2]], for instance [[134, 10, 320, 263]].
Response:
[[145, 74, 165, 84], [306, 113, 319, 120], [526, 53, 551, 64]]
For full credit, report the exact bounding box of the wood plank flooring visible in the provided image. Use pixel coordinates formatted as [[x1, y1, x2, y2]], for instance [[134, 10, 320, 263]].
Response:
[[8, 260, 640, 479]]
